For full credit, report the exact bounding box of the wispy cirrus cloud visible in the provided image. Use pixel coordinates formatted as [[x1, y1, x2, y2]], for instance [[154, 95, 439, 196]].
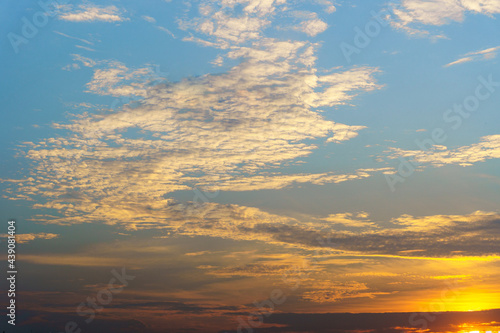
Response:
[[444, 45, 500, 67], [444, 56, 474, 67], [141, 15, 156, 23], [199, 168, 394, 192], [53, 31, 94, 45], [386, 135, 500, 167], [140, 14, 176, 38], [75, 45, 96, 52], [63, 53, 97, 71]]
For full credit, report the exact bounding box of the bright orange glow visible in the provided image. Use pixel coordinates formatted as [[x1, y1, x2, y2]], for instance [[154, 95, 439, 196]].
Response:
[[456, 323, 500, 333], [411, 285, 500, 313], [446, 287, 500, 312]]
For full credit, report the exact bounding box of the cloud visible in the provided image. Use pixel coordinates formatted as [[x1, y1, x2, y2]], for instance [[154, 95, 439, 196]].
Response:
[[0, 232, 59, 244], [8, 39, 381, 229], [201, 168, 394, 192], [72, 54, 96, 67], [142, 14, 176, 38], [4, 0, 387, 253], [15, 31, 495, 258], [391, 209, 500, 230], [85, 61, 157, 96], [179, 0, 332, 48], [142, 15, 156, 23], [314, 0, 337, 13], [387, 135, 500, 167], [62, 54, 97, 71], [62, 63, 80, 71], [295, 19, 328, 36], [319, 212, 377, 228], [53, 31, 94, 45], [75, 45, 96, 52], [394, 0, 465, 26], [444, 56, 474, 67], [389, 0, 500, 37], [301, 280, 385, 303], [184, 250, 213, 256], [199, 252, 391, 304], [59, 4, 127, 22], [12, 224, 500, 330], [21, 254, 134, 267], [198, 261, 319, 278], [180, 7, 271, 48], [9, 165, 499, 257], [261, 210, 500, 257], [157, 26, 175, 38], [444, 45, 500, 67], [177, 208, 500, 258]]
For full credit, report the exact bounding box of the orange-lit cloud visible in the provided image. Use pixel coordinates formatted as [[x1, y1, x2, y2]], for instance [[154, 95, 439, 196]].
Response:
[[0, 232, 59, 244], [4, 0, 384, 235]]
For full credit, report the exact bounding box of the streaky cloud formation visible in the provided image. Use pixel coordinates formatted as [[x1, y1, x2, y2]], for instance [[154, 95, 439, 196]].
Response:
[[445, 45, 500, 67], [0, 232, 58, 244], [387, 134, 500, 167]]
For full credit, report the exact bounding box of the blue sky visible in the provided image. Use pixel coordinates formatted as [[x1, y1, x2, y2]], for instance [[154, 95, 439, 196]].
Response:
[[1, 0, 500, 332]]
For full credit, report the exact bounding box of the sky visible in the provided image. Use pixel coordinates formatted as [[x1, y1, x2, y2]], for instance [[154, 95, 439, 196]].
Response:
[[0, 0, 500, 332]]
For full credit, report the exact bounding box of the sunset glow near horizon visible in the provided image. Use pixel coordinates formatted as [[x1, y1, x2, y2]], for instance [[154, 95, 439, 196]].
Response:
[[1, 0, 500, 332]]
